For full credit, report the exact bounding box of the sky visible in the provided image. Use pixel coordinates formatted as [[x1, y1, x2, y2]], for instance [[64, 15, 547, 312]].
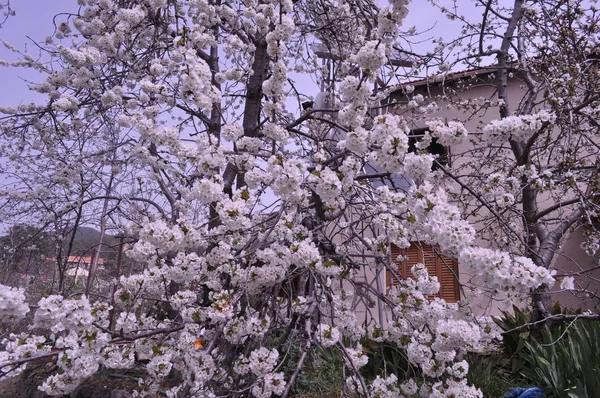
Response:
[[0, 0, 79, 105], [0, 1, 465, 107]]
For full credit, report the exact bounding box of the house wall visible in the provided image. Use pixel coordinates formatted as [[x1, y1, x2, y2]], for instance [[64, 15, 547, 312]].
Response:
[[385, 73, 600, 315]]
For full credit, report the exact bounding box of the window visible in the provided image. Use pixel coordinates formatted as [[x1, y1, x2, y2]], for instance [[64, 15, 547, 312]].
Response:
[[408, 128, 450, 169], [387, 242, 460, 303], [364, 128, 451, 193]]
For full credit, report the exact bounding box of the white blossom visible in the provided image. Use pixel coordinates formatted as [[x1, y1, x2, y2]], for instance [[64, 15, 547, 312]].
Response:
[[316, 324, 341, 347], [0, 285, 29, 322], [560, 276, 575, 290]]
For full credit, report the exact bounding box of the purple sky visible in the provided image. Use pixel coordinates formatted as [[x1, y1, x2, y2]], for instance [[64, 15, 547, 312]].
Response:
[[0, 0, 78, 105], [0, 1, 461, 106]]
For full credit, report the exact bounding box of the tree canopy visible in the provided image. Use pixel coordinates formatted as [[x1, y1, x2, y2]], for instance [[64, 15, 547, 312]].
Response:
[[0, 0, 597, 397]]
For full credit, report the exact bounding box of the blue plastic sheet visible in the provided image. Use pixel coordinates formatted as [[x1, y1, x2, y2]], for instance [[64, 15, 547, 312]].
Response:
[[505, 387, 545, 398]]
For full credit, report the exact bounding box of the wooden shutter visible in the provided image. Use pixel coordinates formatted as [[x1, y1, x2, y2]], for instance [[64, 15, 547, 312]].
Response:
[[387, 243, 460, 303], [438, 255, 460, 303]]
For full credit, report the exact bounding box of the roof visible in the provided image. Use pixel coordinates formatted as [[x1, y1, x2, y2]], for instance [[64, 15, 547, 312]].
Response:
[[388, 65, 501, 94], [46, 256, 105, 265]]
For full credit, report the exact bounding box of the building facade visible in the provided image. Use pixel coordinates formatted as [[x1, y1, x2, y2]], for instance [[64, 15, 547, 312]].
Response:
[[376, 68, 600, 315]]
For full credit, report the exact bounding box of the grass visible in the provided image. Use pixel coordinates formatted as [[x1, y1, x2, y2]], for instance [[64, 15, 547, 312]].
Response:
[[290, 346, 345, 397], [466, 353, 516, 398]]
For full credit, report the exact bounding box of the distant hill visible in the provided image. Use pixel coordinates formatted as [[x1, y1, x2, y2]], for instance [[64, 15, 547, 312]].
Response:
[[74, 226, 103, 241], [71, 227, 120, 261], [0, 225, 122, 269]]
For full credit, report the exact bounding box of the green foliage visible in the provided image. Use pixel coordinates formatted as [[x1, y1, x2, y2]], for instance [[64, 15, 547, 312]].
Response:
[[360, 339, 419, 384], [494, 305, 600, 398], [466, 353, 514, 398], [522, 320, 600, 398], [290, 339, 419, 397], [290, 346, 344, 398], [493, 305, 534, 374]]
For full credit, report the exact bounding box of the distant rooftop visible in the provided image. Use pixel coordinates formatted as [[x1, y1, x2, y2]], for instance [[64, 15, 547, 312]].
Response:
[[388, 65, 501, 94], [46, 256, 105, 265]]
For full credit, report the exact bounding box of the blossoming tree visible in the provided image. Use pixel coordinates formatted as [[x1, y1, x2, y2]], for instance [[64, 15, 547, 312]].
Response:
[[0, 0, 580, 397]]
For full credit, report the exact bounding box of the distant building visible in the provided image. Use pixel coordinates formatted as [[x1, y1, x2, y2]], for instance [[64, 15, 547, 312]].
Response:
[[46, 255, 105, 279]]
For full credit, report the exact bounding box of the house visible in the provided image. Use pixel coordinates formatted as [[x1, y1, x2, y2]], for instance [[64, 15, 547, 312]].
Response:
[[375, 66, 600, 315], [46, 255, 105, 279]]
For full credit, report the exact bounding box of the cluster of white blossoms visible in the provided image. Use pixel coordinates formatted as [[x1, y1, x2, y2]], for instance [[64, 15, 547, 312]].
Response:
[[249, 347, 280, 376], [0, 285, 29, 321], [459, 247, 556, 296], [10, 297, 114, 396], [408, 182, 476, 254], [261, 123, 289, 142], [33, 295, 94, 334], [262, 1, 294, 113], [251, 372, 287, 398], [340, 264, 497, 398], [516, 164, 555, 191], [426, 119, 469, 146], [350, 40, 388, 71], [224, 312, 271, 344], [100, 345, 136, 370], [39, 335, 105, 395], [337, 73, 383, 128], [265, 155, 308, 204], [180, 48, 222, 111], [0, 334, 50, 378], [402, 152, 434, 183], [582, 233, 600, 257], [52, 94, 80, 112], [342, 127, 369, 155], [340, 76, 372, 104], [308, 166, 343, 208], [316, 324, 342, 347], [560, 276, 575, 290], [369, 114, 410, 173], [369, 374, 404, 397], [343, 343, 369, 369], [482, 110, 556, 143], [377, 2, 409, 44], [482, 173, 521, 209], [221, 123, 244, 142], [338, 103, 369, 130]]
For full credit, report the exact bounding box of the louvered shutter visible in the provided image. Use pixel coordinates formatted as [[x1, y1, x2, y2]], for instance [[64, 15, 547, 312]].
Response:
[[387, 242, 460, 303], [405, 244, 421, 275], [438, 255, 460, 303]]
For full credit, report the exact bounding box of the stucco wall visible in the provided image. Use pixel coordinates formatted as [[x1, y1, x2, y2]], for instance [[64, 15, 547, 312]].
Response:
[[383, 72, 599, 315]]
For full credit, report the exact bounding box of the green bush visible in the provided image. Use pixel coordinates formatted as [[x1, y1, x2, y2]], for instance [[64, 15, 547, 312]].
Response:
[[290, 345, 344, 397], [289, 339, 420, 397], [466, 353, 514, 398], [494, 305, 600, 398], [360, 339, 420, 384], [522, 320, 600, 398], [493, 305, 534, 375]]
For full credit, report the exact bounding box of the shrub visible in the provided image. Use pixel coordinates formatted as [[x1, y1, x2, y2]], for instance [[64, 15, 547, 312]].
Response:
[[466, 353, 514, 398], [289, 346, 344, 397], [522, 320, 600, 398], [494, 306, 600, 397]]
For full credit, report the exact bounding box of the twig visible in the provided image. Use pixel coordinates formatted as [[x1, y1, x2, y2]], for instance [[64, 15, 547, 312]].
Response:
[[0, 351, 59, 370]]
